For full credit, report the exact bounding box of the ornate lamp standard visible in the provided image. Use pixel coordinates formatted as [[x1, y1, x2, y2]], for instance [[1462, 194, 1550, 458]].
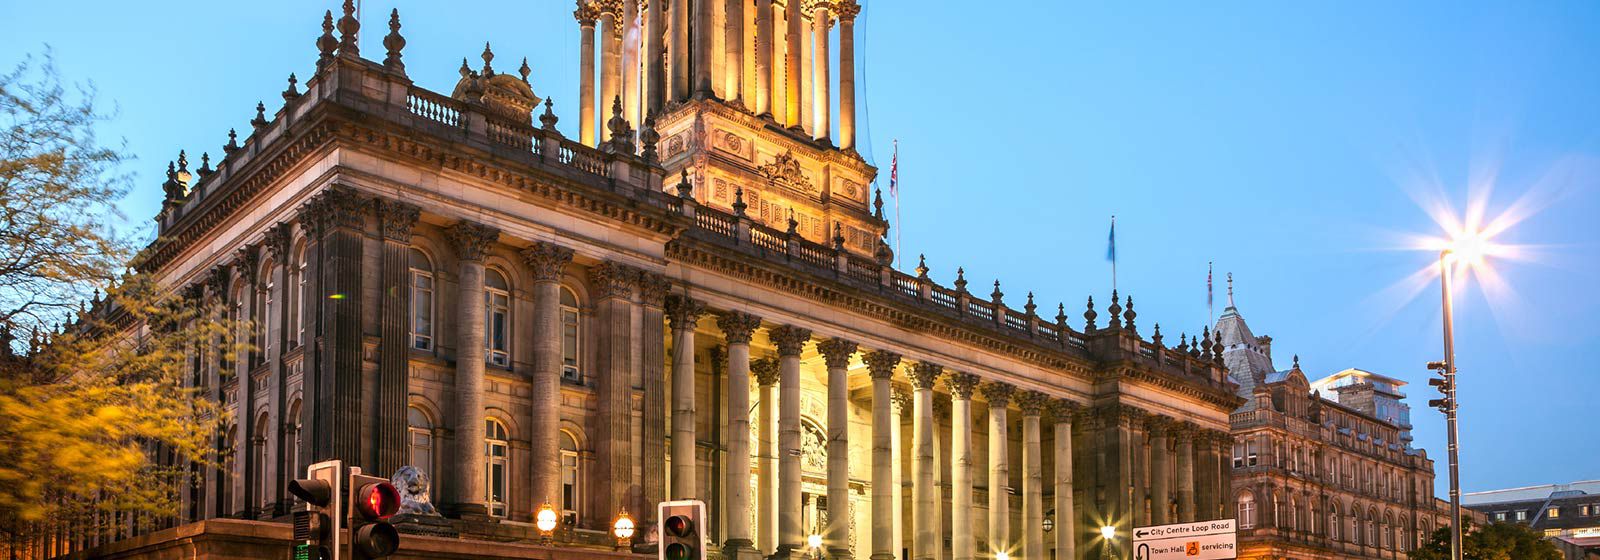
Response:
[[1099, 525, 1117, 560], [536, 501, 560, 546], [613, 509, 636, 551]]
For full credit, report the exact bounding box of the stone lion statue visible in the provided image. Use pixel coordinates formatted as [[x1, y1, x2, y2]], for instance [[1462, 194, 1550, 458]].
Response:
[[391, 465, 439, 516]]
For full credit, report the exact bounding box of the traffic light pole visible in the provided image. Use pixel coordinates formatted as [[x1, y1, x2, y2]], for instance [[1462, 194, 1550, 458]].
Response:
[[1439, 251, 1462, 560]]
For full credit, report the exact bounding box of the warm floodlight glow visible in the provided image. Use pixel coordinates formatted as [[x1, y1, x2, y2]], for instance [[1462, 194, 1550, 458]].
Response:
[[808, 534, 823, 549], [536, 502, 559, 533], [995, 552, 1009, 560], [1101, 525, 1116, 539]]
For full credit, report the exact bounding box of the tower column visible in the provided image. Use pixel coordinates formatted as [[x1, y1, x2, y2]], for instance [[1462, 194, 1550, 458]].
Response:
[[945, 374, 981, 560], [670, 0, 689, 101], [1149, 417, 1173, 526], [1175, 424, 1195, 522], [637, 273, 669, 523], [865, 351, 903, 560], [769, 325, 813, 558], [667, 295, 705, 500], [982, 382, 1015, 559], [908, 363, 942, 560], [754, 358, 781, 555], [577, 7, 598, 146], [798, 10, 812, 135], [753, 0, 773, 116], [645, 0, 665, 113], [811, 6, 830, 142], [1017, 392, 1048, 560], [718, 312, 765, 558], [837, 3, 859, 150], [523, 243, 575, 509], [818, 339, 859, 560], [374, 202, 419, 479], [601, 11, 623, 142], [783, 0, 801, 126], [723, 0, 744, 104], [692, 0, 713, 96], [1051, 401, 1077, 560], [591, 263, 637, 526], [623, 0, 641, 126], [445, 221, 499, 517]]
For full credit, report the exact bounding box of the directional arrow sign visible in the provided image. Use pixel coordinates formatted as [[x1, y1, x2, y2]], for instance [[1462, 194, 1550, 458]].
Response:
[[1131, 519, 1237, 560]]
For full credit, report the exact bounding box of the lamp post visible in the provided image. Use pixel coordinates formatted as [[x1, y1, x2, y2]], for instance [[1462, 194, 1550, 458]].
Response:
[[808, 533, 823, 560], [1100, 525, 1116, 560], [1438, 250, 1463, 560], [614, 509, 636, 551], [536, 501, 559, 546]]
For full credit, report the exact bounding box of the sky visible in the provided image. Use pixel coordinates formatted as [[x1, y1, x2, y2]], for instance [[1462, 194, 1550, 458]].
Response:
[[2, 1, 1596, 498]]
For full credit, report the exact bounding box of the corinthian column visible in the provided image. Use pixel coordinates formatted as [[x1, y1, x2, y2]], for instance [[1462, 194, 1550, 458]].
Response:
[[522, 242, 574, 508], [768, 325, 812, 558], [754, 357, 781, 555], [1175, 424, 1196, 522], [1051, 400, 1077, 560], [718, 311, 763, 558], [863, 350, 902, 560], [637, 273, 669, 521], [753, 0, 773, 116], [446, 221, 499, 517], [576, 5, 598, 146], [592, 262, 637, 524], [811, 6, 830, 142], [945, 373, 981, 560], [723, 0, 744, 103], [817, 338, 859, 560], [645, 0, 665, 113], [692, 0, 713, 96], [981, 382, 1015, 558], [836, 2, 859, 150], [374, 201, 419, 477], [907, 362, 942, 560], [667, 295, 705, 500], [1148, 416, 1173, 526], [1017, 391, 1048, 560], [601, 11, 622, 142], [783, 0, 802, 127], [670, 0, 688, 101], [623, 0, 641, 126]]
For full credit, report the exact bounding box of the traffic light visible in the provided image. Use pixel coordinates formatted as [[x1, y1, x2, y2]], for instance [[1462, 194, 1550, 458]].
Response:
[[658, 500, 707, 560], [347, 467, 402, 559], [289, 460, 344, 560], [1426, 360, 1453, 413]]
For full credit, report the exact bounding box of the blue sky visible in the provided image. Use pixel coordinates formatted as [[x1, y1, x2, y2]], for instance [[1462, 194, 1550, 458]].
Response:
[[3, 1, 1596, 497]]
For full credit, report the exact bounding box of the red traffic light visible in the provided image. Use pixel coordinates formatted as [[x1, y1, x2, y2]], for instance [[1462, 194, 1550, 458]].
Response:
[[354, 481, 401, 521], [664, 542, 693, 560], [664, 515, 695, 538]]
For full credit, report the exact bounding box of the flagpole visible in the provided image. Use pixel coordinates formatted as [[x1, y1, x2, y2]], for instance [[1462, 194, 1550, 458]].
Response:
[[1208, 261, 1215, 326], [892, 139, 901, 270], [1110, 215, 1117, 292]]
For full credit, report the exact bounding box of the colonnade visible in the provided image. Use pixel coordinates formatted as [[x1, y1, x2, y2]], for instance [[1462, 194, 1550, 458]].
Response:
[[575, 0, 862, 150]]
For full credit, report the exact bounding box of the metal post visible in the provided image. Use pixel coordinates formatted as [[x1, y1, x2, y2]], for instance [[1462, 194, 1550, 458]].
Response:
[[1439, 251, 1462, 560]]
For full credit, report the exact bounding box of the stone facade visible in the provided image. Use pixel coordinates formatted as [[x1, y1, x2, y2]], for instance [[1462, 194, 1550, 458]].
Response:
[[27, 3, 1242, 559]]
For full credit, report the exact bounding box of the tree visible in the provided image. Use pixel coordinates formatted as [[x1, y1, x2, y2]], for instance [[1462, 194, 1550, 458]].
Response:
[[0, 53, 234, 554], [1410, 518, 1564, 560]]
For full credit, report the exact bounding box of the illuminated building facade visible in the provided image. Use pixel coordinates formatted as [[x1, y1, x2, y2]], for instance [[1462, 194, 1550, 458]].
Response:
[[1464, 481, 1600, 560], [34, 2, 1244, 559]]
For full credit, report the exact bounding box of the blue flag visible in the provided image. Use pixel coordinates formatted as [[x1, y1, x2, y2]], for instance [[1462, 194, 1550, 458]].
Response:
[[1106, 217, 1116, 262]]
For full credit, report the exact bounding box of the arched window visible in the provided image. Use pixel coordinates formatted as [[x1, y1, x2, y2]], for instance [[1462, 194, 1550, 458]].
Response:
[[1287, 497, 1298, 532], [257, 259, 274, 360], [254, 412, 270, 510], [1367, 508, 1378, 547], [1329, 503, 1342, 541], [408, 249, 435, 351], [1274, 494, 1284, 528], [485, 418, 509, 517], [1383, 512, 1394, 549], [228, 282, 246, 375], [560, 287, 582, 382], [1398, 515, 1409, 551], [560, 429, 582, 522], [1350, 506, 1361, 545], [221, 425, 237, 514], [408, 406, 435, 491], [1420, 518, 1431, 548], [485, 269, 510, 367], [287, 399, 303, 476], [291, 241, 307, 348], [1238, 492, 1256, 529]]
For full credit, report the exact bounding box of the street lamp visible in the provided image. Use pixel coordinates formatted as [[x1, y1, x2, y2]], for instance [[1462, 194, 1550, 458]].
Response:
[[808, 534, 824, 560], [1437, 247, 1465, 560], [536, 501, 559, 546], [1100, 525, 1117, 560], [613, 509, 636, 551]]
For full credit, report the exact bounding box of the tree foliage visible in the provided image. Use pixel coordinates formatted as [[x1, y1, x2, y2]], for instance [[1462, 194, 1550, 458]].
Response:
[[0, 53, 235, 550], [1410, 518, 1565, 560]]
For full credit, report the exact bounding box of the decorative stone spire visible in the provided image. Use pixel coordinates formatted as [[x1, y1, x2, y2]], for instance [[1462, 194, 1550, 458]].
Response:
[[990, 280, 1003, 304], [785, 208, 798, 236], [1177, 333, 1189, 353], [1123, 295, 1136, 333], [175, 151, 190, 186], [282, 73, 299, 101], [224, 128, 239, 154], [1200, 326, 1214, 360], [1083, 296, 1097, 332], [1152, 323, 1163, 347], [1213, 330, 1226, 367], [480, 42, 495, 76], [605, 96, 635, 154], [732, 185, 747, 217], [197, 152, 212, 178], [639, 112, 659, 162], [914, 254, 929, 279], [676, 170, 693, 200], [1292, 354, 1300, 371], [1106, 289, 1122, 329], [336, 0, 360, 57], [383, 8, 407, 73], [832, 222, 845, 251], [1055, 303, 1067, 328], [954, 267, 968, 293], [316, 10, 338, 70], [251, 101, 267, 129], [519, 57, 531, 83], [160, 161, 181, 204], [1227, 272, 1235, 309], [540, 98, 560, 131], [873, 187, 885, 221], [1189, 332, 1202, 358], [1024, 292, 1037, 317]]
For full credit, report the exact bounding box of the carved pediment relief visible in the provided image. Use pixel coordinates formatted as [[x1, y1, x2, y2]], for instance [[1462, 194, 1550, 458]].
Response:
[[714, 129, 751, 161], [758, 150, 813, 193]]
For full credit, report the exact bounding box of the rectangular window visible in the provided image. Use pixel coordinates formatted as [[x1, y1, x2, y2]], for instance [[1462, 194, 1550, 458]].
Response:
[[486, 439, 507, 517], [1516, 510, 1527, 521], [1548, 507, 1560, 519], [411, 271, 434, 351], [560, 307, 581, 382], [1233, 444, 1244, 469], [1495, 512, 1506, 521], [485, 291, 509, 367]]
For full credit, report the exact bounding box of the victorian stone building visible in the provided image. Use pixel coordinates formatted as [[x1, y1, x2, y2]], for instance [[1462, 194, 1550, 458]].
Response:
[[1215, 282, 1457, 559], [33, 2, 1245, 559]]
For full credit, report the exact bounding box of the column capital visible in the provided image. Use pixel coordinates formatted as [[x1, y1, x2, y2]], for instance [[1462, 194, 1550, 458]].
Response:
[[945, 372, 981, 399], [890, 385, 913, 413], [752, 357, 780, 385], [665, 294, 705, 332], [834, 0, 860, 21], [447, 221, 499, 262], [717, 311, 764, 344], [1048, 399, 1080, 425], [375, 199, 420, 242], [1171, 421, 1198, 443], [908, 362, 942, 389], [521, 241, 575, 282], [816, 338, 859, 369], [1015, 390, 1050, 416], [980, 381, 1015, 409], [863, 350, 901, 379], [589, 261, 638, 300], [234, 244, 261, 281], [637, 271, 670, 308], [264, 222, 292, 261], [767, 325, 812, 356], [932, 395, 951, 420], [1145, 415, 1174, 436], [1092, 403, 1148, 426], [574, 3, 599, 25], [301, 186, 368, 236]]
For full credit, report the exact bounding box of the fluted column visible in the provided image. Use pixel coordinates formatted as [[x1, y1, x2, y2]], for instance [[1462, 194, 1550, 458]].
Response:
[[1051, 401, 1077, 560], [783, 0, 801, 127], [1131, 417, 1148, 529], [754, 358, 781, 555], [670, 0, 689, 101], [692, 0, 713, 96], [1175, 424, 1195, 522], [723, 0, 744, 104], [667, 295, 705, 500], [769, 325, 812, 557], [592, 262, 637, 523], [523, 242, 574, 508], [601, 11, 622, 142], [908, 363, 943, 560], [753, 0, 773, 116], [836, 3, 859, 150], [1195, 431, 1216, 521], [638, 273, 669, 521], [645, 0, 665, 113], [1148, 417, 1172, 526], [865, 351, 902, 560], [1017, 391, 1048, 560], [719, 311, 764, 557], [890, 387, 910, 560], [945, 374, 980, 560], [982, 382, 1015, 558], [622, 0, 641, 126], [375, 201, 419, 477], [577, 6, 598, 147], [818, 338, 859, 560], [811, 6, 830, 141], [446, 221, 499, 516], [798, 11, 812, 135]]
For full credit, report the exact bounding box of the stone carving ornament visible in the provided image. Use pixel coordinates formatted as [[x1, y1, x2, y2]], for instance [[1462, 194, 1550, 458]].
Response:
[[758, 151, 813, 193], [391, 465, 439, 516]]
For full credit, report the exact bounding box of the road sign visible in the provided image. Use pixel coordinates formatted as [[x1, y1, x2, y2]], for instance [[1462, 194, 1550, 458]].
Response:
[[1131, 519, 1237, 560]]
